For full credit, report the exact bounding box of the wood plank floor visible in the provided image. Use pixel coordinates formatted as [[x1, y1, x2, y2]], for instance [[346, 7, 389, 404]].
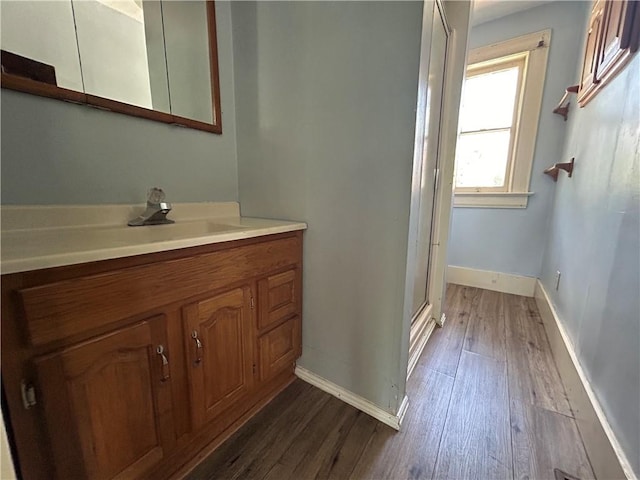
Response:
[[186, 285, 594, 480]]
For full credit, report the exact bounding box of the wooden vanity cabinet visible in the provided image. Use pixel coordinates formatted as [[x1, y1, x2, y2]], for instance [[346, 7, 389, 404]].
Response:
[[1, 231, 303, 480]]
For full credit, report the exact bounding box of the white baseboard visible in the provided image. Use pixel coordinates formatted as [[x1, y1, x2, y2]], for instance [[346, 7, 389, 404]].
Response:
[[535, 280, 635, 480], [396, 394, 410, 427], [295, 366, 407, 431], [407, 304, 436, 379], [447, 265, 536, 297]]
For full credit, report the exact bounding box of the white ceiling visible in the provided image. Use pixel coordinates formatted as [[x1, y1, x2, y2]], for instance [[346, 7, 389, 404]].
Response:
[[472, 0, 555, 26]]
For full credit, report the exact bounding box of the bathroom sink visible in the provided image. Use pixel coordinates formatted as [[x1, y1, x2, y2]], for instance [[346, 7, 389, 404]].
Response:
[[117, 220, 248, 241], [1, 220, 250, 257], [0, 204, 307, 274]]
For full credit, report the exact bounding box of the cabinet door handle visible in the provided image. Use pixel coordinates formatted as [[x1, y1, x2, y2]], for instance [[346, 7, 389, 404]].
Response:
[[191, 330, 203, 365], [156, 345, 170, 382]]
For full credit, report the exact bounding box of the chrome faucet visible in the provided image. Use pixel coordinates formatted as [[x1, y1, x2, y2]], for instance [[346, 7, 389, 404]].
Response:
[[128, 187, 175, 226]]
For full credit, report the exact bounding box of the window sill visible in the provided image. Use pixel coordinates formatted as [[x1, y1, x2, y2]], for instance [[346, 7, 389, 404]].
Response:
[[453, 192, 534, 209]]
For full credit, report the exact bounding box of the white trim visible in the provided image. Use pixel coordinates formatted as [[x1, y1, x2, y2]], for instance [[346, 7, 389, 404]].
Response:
[[424, 0, 472, 347], [407, 303, 437, 380], [447, 265, 536, 297], [396, 394, 410, 428], [455, 29, 550, 206], [468, 29, 551, 64], [453, 191, 534, 208], [534, 281, 635, 480], [510, 32, 549, 195], [295, 366, 407, 431], [399, 0, 471, 420]]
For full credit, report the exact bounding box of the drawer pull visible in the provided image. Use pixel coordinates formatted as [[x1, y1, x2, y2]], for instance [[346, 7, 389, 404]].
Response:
[[191, 330, 203, 365], [156, 345, 170, 382]]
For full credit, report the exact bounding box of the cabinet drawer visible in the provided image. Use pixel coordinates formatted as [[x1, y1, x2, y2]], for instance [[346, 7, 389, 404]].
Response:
[[258, 316, 300, 382], [257, 268, 300, 331], [18, 235, 300, 346]]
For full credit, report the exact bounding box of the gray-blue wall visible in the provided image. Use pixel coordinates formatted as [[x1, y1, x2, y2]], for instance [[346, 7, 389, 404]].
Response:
[[541, 51, 640, 477], [449, 2, 640, 475], [0, 2, 238, 205], [232, 1, 423, 412], [448, 3, 639, 473], [448, 1, 589, 277]]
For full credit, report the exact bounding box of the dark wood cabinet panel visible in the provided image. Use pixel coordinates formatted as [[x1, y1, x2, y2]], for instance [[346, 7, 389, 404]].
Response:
[[579, 0, 639, 106], [1, 231, 303, 480], [34, 316, 175, 480], [258, 316, 300, 382], [18, 235, 300, 347], [183, 287, 254, 429], [598, 0, 635, 66], [578, 1, 605, 103], [257, 268, 301, 331]]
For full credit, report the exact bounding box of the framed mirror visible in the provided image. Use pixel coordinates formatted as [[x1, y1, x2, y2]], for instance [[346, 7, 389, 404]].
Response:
[[0, 0, 222, 134]]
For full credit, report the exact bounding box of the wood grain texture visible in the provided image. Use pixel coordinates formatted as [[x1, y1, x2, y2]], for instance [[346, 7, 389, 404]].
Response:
[[258, 316, 299, 382], [19, 235, 300, 346], [159, 370, 297, 480], [257, 269, 299, 331], [263, 398, 357, 480], [510, 399, 594, 480], [505, 295, 573, 416], [34, 317, 174, 479], [432, 350, 512, 480], [1, 232, 303, 480], [184, 285, 595, 480], [463, 288, 506, 360], [421, 285, 479, 377], [316, 411, 378, 480], [349, 362, 455, 480], [186, 381, 331, 480], [184, 287, 254, 428]]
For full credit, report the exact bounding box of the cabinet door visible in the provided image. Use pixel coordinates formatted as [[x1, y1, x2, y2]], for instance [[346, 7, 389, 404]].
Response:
[[578, 1, 605, 104], [596, 0, 636, 78], [34, 316, 175, 480], [183, 287, 254, 429]]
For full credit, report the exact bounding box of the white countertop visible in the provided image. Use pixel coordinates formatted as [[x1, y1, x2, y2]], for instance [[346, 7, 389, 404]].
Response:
[[1, 203, 307, 274]]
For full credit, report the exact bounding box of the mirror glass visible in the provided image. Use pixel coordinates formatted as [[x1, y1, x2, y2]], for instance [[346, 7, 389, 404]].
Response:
[[163, 1, 213, 124], [72, 0, 169, 112], [1, 1, 83, 91], [0, 0, 220, 133]]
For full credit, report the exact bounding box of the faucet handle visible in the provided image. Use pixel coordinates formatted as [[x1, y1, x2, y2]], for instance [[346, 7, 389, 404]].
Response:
[[147, 187, 166, 205]]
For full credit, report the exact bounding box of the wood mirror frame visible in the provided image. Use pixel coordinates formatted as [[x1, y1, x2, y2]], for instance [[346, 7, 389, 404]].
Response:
[[0, 1, 222, 134]]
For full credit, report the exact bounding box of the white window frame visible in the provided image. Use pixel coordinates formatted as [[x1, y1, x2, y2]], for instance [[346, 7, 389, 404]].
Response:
[[454, 29, 551, 208]]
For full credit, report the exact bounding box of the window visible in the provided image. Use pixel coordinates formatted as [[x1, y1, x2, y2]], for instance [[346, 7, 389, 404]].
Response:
[[453, 30, 551, 208]]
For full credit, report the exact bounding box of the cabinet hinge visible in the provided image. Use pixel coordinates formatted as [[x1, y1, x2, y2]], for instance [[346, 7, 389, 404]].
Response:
[[252, 364, 256, 375], [21, 380, 37, 409], [250, 297, 255, 310]]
